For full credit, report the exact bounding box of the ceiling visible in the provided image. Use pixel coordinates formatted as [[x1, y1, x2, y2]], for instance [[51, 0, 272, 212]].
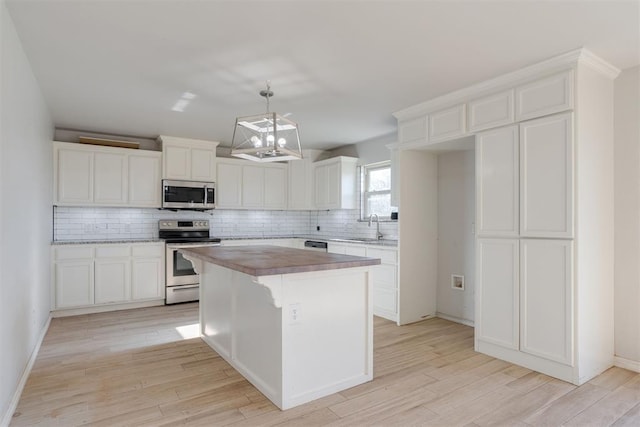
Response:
[[6, 0, 639, 150]]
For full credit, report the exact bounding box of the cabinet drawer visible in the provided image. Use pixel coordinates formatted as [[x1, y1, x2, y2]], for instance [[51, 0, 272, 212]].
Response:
[[95, 245, 131, 258], [132, 244, 164, 257], [366, 248, 397, 264], [345, 246, 366, 257], [373, 286, 397, 313], [54, 246, 93, 260]]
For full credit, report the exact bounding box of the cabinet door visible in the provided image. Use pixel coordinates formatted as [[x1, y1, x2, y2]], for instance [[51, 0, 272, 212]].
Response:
[[191, 147, 216, 182], [390, 148, 400, 207], [216, 163, 242, 208], [314, 165, 328, 208], [515, 70, 574, 122], [520, 239, 573, 365], [468, 90, 514, 133], [163, 145, 191, 180], [429, 104, 466, 143], [398, 116, 428, 144], [288, 157, 309, 210], [476, 239, 519, 350], [55, 261, 94, 308], [95, 259, 131, 304], [264, 167, 287, 209], [242, 165, 264, 208], [325, 162, 341, 209], [520, 113, 573, 238], [94, 152, 127, 205], [56, 149, 93, 204], [476, 126, 519, 237], [131, 258, 163, 300], [128, 154, 161, 207]]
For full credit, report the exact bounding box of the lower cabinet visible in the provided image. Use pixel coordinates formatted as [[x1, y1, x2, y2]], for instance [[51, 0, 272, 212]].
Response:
[[328, 242, 398, 322], [476, 238, 574, 374], [52, 242, 164, 312]]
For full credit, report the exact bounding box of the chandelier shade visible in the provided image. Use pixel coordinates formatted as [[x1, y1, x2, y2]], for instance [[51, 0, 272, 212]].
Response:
[[231, 84, 302, 162]]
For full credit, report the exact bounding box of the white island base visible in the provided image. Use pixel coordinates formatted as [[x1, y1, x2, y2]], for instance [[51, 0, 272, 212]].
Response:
[[190, 254, 374, 410]]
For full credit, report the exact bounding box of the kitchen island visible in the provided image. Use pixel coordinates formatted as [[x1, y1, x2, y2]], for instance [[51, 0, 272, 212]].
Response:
[[180, 245, 380, 410]]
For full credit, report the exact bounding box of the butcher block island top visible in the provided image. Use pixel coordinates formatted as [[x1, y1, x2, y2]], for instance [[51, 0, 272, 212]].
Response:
[[179, 245, 380, 276], [179, 244, 379, 410]]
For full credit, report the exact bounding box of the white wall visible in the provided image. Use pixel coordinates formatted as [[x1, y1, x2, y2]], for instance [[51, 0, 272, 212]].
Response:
[[0, 1, 53, 423], [436, 150, 475, 325], [326, 133, 396, 165], [614, 66, 640, 366]]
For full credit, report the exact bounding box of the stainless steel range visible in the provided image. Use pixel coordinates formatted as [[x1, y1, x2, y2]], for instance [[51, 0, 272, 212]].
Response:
[[159, 220, 221, 304]]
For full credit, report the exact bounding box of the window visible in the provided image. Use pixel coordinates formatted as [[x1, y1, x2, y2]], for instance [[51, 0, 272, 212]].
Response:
[[361, 161, 393, 220]]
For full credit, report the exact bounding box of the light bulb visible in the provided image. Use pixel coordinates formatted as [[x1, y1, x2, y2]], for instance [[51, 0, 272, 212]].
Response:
[[277, 138, 286, 147], [251, 135, 262, 148], [266, 134, 275, 146]]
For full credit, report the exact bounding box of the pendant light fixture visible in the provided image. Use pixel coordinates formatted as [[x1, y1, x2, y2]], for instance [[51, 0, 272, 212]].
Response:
[[230, 82, 302, 162]]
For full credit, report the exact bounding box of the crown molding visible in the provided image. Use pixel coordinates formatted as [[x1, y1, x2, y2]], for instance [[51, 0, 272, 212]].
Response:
[[393, 48, 618, 121], [577, 48, 621, 80]]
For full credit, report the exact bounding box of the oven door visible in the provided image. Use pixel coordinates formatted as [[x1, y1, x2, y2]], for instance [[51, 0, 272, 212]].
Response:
[[166, 245, 200, 287], [162, 180, 215, 209]]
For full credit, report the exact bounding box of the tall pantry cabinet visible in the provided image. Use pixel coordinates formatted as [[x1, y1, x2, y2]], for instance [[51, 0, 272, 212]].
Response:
[[476, 63, 616, 385], [393, 49, 619, 385]]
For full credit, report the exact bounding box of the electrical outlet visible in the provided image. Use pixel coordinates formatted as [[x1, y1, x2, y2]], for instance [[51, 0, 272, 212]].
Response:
[[289, 303, 301, 324], [451, 274, 465, 291], [316, 226, 320, 231]]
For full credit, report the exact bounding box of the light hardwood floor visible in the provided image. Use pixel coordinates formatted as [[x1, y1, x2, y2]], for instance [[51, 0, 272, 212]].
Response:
[[10, 303, 640, 426]]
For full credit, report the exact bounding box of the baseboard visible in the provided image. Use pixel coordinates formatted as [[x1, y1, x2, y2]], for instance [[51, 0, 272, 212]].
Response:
[[436, 312, 475, 327], [614, 356, 640, 373], [51, 299, 164, 317], [1, 314, 52, 427]]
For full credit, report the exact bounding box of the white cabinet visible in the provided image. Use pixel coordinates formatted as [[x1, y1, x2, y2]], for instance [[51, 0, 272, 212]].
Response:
[[159, 135, 219, 181], [313, 156, 358, 210], [389, 147, 400, 208], [217, 158, 288, 210], [216, 162, 243, 208], [128, 153, 161, 207], [288, 150, 322, 210], [328, 242, 398, 322], [54, 142, 162, 208], [515, 70, 574, 122], [520, 113, 573, 238], [94, 245, 131, 304], [520, 239, 573, 365], [56, 148, 93, 205], [131, 244, 164, 300], [93, 152, 128, 205], [428, 104, 466, 143], [52, 242, 165, 313], [476, 125, 519, 237], [468, 90, 515, 133], [476, 239, 519, 350], [241, 165, 264, 208], [398, 116, 428, 144]]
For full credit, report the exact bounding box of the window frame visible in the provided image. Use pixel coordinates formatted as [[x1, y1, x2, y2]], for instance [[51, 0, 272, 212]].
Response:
[[360, 161, 392, 221]]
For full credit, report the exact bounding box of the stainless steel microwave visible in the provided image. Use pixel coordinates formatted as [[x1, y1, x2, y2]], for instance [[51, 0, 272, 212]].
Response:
[[162, 180, 215, 210]]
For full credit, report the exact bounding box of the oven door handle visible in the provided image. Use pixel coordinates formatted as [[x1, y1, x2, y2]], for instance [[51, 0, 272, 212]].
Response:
[[171, 285, 200, 291]]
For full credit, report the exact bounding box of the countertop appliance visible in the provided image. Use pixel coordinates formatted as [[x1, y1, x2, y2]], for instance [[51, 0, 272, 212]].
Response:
[[159, 220, 221, 304], [304, 240, 328, 252], [162, 179, 215, 210]]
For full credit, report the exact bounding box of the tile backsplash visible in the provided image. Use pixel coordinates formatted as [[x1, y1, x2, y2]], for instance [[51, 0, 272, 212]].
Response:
[[53, 207, 398, 241]]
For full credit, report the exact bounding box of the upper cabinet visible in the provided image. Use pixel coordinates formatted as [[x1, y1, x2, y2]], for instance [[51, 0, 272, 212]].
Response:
[[515, 70, 574, 122], [158, 135, 219, 182], [468, 90, 515, 133], [313, 156, 358, 210], [54, 141, 161, 208], [216, 158, 288, 210], [428, 104, 466, 143], [288, 150, 322, 210], [398, 116, 429, 144]]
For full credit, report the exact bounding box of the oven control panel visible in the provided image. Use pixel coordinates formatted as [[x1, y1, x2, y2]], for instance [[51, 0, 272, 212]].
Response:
[[159, 220, 209, 230]]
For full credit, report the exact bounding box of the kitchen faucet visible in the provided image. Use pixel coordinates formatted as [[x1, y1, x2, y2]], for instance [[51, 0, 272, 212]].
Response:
[[368, 213, 383, 240]]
